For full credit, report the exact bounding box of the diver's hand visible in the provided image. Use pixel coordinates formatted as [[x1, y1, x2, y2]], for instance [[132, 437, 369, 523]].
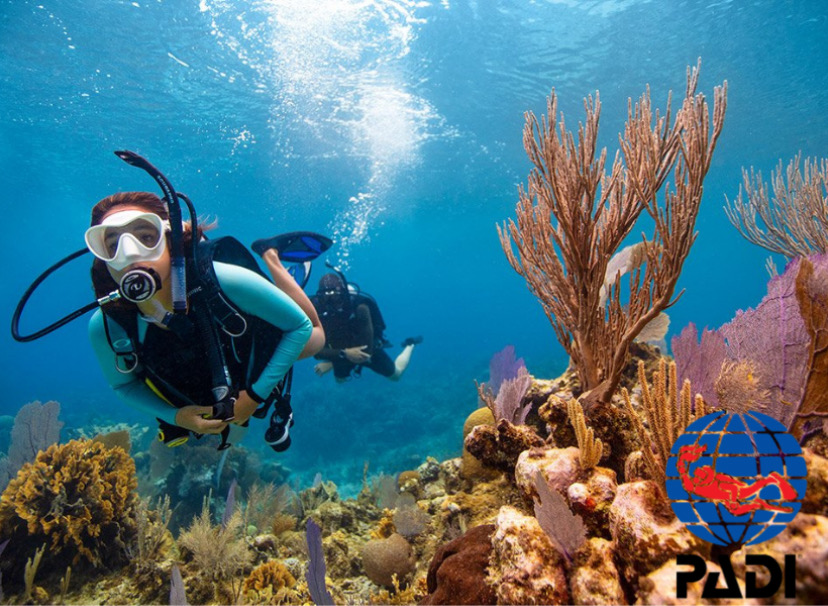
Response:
[[344, 345, 371, 364], [174, 405, 228, 434], [315, 361, 334, 376], [232, 391, 259, 425]]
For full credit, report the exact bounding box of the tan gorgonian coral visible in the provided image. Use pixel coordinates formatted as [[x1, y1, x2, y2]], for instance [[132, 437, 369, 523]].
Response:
[[178, 496, 252, 582], [621, 358, 707, 488], [725, 154, 828, 259], [270, 513, 297, 536], [565, 398, 604, 470], [499, 62, 727, 407], [243, 482, 297, 535]]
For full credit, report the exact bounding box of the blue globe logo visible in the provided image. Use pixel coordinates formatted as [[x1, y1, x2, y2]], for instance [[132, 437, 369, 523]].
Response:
[[666, 411, 807, 546]]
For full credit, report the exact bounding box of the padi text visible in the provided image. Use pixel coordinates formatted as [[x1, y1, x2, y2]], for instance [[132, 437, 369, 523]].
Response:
[[676, 554, 796, 599]]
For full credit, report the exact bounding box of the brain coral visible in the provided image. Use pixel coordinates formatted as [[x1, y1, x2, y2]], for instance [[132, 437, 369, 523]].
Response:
[[361, 532, 415, 588], [0, 438, 139, 568]]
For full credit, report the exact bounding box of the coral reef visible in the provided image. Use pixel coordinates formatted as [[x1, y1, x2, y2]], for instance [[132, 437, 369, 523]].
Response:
[[465, 419, 545, 473], [460, 407, 498, 481], [7, 70, 828, 606], [489, 505, 571, 604], [607, 481, 708, 587], [0, 439, 138, 583], [3, 370, 824, 606]]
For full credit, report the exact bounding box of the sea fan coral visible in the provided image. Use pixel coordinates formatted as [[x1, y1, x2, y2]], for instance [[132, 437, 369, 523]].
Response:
[[393, 493, 430, 539], [0, 439, 138, 568]]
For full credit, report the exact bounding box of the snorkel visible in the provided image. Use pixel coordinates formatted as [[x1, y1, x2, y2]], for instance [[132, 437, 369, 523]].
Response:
[[114, 151, 189, 313]]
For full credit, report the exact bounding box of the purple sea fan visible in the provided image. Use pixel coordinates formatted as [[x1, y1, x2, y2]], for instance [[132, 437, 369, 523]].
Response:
[[671, 323, 727, 407], [305, 519, 334, 605], [674, 256, 816, 428], [488, 345, 526, 395], [717, 256, 811, 427], [493, 366, 533, 425], [533, 472, 585, 564]]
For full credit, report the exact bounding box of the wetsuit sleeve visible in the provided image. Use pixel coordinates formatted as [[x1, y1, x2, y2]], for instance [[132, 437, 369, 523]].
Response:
[[88, 310, 179, 425], [213, 261, 312, 399], [314, 345, 341, 361]]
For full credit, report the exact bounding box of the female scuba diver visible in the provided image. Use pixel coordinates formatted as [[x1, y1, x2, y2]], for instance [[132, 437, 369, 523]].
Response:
[[86, 190, 325, 451]]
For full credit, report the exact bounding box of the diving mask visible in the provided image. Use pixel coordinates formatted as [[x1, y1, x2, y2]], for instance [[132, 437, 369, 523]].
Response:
[[85, 210, 169, 270]]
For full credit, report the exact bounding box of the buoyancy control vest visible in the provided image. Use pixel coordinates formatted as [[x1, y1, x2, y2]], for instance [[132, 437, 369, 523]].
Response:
[[102, 236, 284, 411], [310, 288, 390, 348]]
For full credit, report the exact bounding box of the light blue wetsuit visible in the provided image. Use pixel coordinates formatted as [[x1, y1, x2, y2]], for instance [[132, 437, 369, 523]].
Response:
[[89, 261, 312, 428]]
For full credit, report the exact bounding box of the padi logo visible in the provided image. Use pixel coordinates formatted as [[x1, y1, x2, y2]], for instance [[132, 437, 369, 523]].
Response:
[[666, 411, 807, 599]]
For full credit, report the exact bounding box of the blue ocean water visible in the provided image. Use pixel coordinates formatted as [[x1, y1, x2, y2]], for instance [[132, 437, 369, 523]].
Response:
[[1, 0, 826, 493]]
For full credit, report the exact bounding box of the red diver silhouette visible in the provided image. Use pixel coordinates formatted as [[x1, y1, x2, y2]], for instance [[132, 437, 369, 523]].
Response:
[[677, 444, 798, 516]]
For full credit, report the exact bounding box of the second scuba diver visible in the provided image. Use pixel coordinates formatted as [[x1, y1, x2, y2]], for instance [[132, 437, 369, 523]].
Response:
[[86, 187, 326, 451], [310, 272, 422, 382]]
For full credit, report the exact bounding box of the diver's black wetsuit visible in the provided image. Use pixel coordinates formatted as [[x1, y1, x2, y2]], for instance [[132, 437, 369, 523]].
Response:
[[313, 301, 394, 379]]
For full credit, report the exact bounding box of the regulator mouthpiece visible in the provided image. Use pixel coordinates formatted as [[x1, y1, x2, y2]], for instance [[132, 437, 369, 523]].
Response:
[[119, 267, 162, 303]]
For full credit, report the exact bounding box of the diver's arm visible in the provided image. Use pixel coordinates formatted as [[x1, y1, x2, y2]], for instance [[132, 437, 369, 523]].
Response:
[[260, 249, 324, 358], [315, 344, 343, 361], [88, 310, 179, 425], [214, 261, 312, 400]]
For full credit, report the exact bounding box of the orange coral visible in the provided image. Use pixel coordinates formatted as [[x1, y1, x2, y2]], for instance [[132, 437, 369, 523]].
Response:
[[0, 439, 138, 568], [372, 513, 396, 539], [243, 560, 298, 605]]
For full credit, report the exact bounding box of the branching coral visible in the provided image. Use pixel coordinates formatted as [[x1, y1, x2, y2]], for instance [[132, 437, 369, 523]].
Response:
[[133, 495, 173, 572], [178, 495, 252, 582], [242, 482, 298, 535], [0, 439, 138, 568], [725, 154, 828, 258], [621, 358, 707, 488], [498, 62, 727, 407], [565, 399, 604, 470]]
